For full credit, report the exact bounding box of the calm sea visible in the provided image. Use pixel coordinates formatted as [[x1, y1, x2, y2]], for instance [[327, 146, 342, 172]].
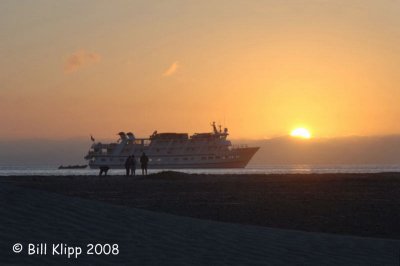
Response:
[[1, 164, 400, 176]]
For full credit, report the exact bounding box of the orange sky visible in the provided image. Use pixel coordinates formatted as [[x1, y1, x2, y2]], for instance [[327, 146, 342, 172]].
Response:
[[1, 1, 400, 140]]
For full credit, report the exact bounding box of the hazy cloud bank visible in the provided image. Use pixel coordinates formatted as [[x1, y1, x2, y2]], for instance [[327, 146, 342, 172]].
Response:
[[2, 135, 400, 167], [247, 135, 400, 165]]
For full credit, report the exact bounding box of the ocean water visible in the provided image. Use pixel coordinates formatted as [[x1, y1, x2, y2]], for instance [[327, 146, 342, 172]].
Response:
[[1, 164, 400, 176]]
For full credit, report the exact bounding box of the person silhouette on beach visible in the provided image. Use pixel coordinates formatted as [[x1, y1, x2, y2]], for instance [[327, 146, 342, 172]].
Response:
[[140, 152, 149, 175], [130, 155, 136, 176], [99, 166, 109, 176], [125, 155, 131, 176]]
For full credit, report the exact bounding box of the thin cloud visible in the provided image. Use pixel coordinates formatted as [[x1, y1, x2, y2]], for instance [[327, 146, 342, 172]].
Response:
[[162, 61, 180, 77], [64, 50, 101, 73]]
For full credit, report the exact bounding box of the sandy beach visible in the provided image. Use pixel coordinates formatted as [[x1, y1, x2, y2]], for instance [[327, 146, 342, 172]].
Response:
[[1, 172, 400, 265], [4, 171, 400, 239]]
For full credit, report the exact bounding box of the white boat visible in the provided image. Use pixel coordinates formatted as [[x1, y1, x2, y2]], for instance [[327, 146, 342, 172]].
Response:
[[84, 122, 259, 169]]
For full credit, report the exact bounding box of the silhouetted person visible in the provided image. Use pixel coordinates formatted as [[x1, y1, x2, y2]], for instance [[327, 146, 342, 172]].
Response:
[[99, 166, 109, 176], [125, 155, 131, 176], [130, 155, 136, 176], [140, 152, 149, 175]]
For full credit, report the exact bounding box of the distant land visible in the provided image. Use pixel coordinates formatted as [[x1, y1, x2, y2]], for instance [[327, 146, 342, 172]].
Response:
[[1, 135, 400, 167]]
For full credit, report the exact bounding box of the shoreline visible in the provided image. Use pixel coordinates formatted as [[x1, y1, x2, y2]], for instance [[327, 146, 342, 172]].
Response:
[[2, 171, 400, 240]]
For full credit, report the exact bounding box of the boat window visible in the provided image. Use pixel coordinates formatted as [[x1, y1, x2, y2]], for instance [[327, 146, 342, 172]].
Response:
[[144, 140, 151, 146]]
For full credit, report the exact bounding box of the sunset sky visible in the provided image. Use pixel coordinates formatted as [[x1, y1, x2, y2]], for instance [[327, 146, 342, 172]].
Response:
[[1, 0, 400, 140]]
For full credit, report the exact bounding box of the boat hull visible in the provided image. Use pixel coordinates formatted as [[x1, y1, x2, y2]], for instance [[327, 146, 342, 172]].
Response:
[[88, 147, 259, 169]]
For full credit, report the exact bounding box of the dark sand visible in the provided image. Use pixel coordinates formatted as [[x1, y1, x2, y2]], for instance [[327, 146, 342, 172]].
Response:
[[0, 174, 400, 266], [2, 172, 400, 265], [3, 172, 400, 239]]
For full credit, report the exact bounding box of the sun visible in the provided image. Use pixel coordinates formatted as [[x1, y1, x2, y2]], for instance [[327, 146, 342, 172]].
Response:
[[290, 128, 311, 139]]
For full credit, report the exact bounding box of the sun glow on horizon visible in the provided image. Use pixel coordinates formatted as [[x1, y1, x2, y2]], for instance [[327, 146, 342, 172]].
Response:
[[290, 128, 312, 139]]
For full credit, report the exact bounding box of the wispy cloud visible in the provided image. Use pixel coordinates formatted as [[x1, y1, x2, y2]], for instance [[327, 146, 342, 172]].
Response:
[[64, 50, 101, 73], [162, 61, 180, 77]]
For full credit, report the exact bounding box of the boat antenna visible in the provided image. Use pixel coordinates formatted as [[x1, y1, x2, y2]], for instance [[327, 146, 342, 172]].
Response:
[[211, 121, 218, 134]]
